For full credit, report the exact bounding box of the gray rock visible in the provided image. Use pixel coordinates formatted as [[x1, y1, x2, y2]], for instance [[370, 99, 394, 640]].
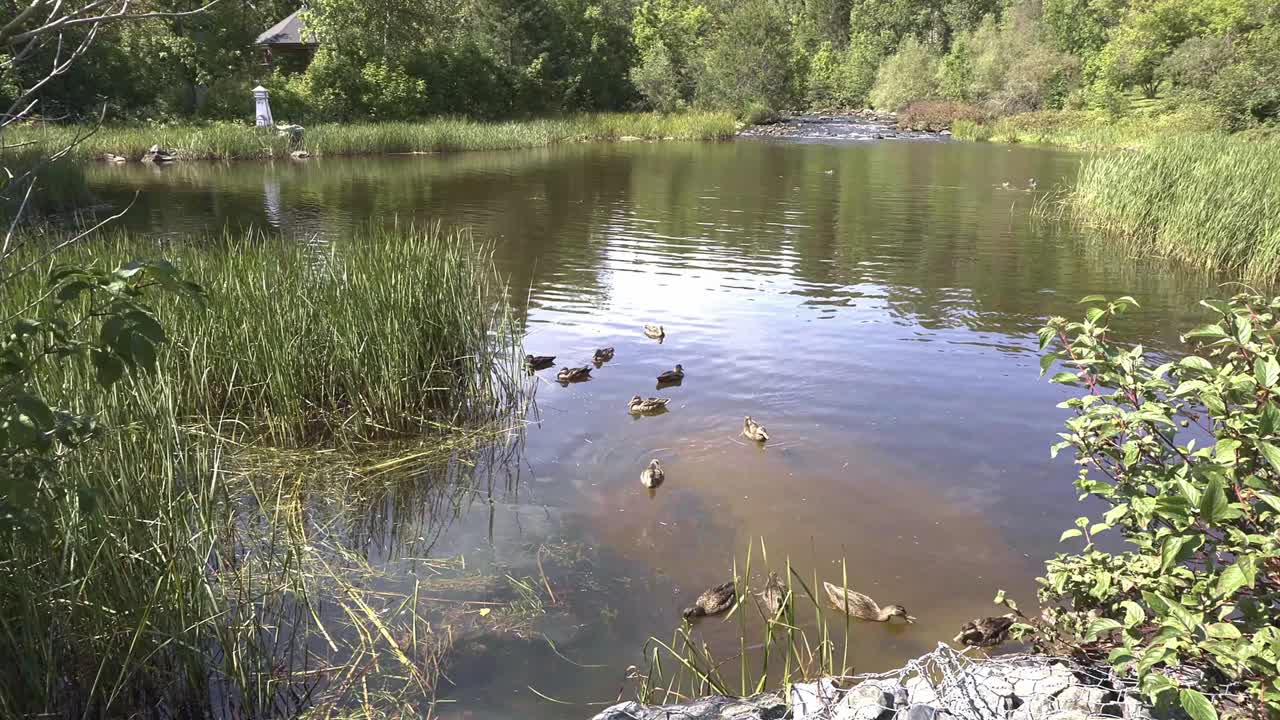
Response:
[[792, 678, 843, 720], [905, 676, 939, 706], [1123, 694, 1152, 720], [836, 682, 896, 720], [1057, 685, 1109, 715], [897, 703, 947, 720], [1007, 665, 1055, 700], [590, 693, 785, 720]]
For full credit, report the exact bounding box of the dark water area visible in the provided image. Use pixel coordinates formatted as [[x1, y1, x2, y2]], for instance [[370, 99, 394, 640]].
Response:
[[79, 138, 1217, 718]]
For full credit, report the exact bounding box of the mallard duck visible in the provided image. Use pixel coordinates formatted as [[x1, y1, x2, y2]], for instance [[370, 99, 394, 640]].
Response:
[[593, 347, 615, 364], [557, 366, 592, 383], [656, 364, 684, 384], [757, 572, 787, 618], [526, 354, 556, 370], [742, 416, 769, 442], [641, 459, 664, 488], [629, 395, 671, 414], [954, 613, 1018, 647], [823, 581, 916, 623], [644, 323, 665, 339], [682, 580, 736, 618]]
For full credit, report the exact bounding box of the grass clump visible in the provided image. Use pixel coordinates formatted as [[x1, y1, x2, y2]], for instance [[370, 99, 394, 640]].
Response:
[[7, 112, 738, 162], [1069, 134, 1280, 282], [961, 104, 1222, 149], [0, 223, 528, 716]]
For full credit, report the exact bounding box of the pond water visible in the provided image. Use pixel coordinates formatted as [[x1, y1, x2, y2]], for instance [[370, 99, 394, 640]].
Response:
[[82, 138, 1218, 718]]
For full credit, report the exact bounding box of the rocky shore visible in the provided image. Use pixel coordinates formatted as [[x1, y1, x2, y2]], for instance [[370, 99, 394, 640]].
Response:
[[737, 111, 950, 142], [591, 645, 1161, 720]]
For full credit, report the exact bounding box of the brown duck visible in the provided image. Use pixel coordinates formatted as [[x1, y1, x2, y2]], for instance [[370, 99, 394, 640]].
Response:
[[683, 581, 736, 618]]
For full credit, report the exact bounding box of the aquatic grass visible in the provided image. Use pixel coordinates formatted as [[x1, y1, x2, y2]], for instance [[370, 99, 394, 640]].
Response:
[[0, 221, 531, 716], [1069, 134, 1280, 283], [5, 112, 738, 162], [637, 539, 855, 705]]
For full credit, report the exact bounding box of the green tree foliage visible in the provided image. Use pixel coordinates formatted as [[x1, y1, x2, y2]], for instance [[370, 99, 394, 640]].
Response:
[[868, 37, 941, 111], [694, 0, 800, 112], [1037, 294, 1280, 717], [630, 0, 713, 109]]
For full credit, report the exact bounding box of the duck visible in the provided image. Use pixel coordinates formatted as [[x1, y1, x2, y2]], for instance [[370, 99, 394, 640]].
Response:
[[629, 395, 671, 414], [656, 364, 684, 384], [682, 580, 736, 618], [526, 354, 556, 370], [742, 416, 769, 442], [1027, 178, 1038, 190], [640, 459, 664, 488], [593, 347, 615, 364], [644, 323, 665, 339], [953, 613, 1018, 648], [823, 581, 916, 623], [757, 572, 787, 618], [557, 366, 592, 383]]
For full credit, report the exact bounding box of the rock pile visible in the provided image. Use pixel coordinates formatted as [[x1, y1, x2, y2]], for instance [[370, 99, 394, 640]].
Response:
[[591, 648, 1157, 720]]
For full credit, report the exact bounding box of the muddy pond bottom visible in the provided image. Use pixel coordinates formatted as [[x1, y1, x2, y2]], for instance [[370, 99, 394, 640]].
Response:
[[83, 138, 1219, 718]]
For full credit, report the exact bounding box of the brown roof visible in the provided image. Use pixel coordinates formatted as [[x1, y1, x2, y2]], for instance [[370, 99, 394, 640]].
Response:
[[255, 9, 318, 47]]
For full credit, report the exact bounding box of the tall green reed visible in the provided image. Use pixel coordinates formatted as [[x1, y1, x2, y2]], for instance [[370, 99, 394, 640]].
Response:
[[0, 223, 527, 717], [1070, 134, 1280, 283]]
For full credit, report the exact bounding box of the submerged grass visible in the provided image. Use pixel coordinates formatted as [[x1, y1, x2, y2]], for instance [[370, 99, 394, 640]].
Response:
[[1068, 134, 1280, 283], [0, 223, 530, 716], [7, 112, 738, 161]]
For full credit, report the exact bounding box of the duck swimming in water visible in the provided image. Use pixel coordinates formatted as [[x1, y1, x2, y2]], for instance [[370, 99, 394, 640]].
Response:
[[823, 581, 916, 623], [641, 459, 664, 488], [742, 416, 769, 442], [683, 581, 736, 618], [629, 395, 671, 414], [757, 572, 787, 618], [954, 613, 1019, 647], [526, 355, 556, 370], [657, 364, 684, 384], [593, 347, 615, 364], [644, 324, 665, 340], [557, 366, 592, 383]]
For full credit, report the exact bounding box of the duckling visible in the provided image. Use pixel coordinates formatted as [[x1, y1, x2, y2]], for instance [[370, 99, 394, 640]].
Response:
[[656, 364, 684, 384], [557, 366, 592, 383], [682, 580, 736, 618], [757, 572, 787, 618], [1027, 178, 1038, 190], [644, 323, 665, 340], [953, 613, 1018, 648], [823, 581, 916, 623], [640, 459, 664, 488], [742, 416, 769, 442], [593, 347, 615, 364], [629, 395, 671, 414], [526, 354, 556, 370]]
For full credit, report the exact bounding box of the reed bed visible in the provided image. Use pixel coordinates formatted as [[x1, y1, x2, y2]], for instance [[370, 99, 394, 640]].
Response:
[[953, 106, 1221, 149], [1069, 134, 1280, 283], [0, 223, 530, 716], [6, 112, 738, 162], [638, 540, 855, 705]]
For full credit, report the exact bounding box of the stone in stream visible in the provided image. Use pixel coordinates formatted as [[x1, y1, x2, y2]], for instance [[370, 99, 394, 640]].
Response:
[[835, 682, 897, 720], [590, 693, 786, 720]]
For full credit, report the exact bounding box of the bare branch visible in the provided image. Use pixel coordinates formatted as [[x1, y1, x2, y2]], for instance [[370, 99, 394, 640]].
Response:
[[8, 0, 224, 43], [1, 192, 140, 287]]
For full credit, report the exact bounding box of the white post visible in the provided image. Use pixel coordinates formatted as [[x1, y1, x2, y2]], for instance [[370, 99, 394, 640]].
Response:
[[253, 85, 274, 127]]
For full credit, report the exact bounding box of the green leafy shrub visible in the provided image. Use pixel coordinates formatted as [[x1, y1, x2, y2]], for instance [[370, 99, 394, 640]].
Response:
[[806, 41, 878, 109], [897, 100, 988, 131], [739, 102, 779, 125], [1038, 294, 1280, 717], [632, 43, 686, 112], [868, 38, 941, 111], [950, 118, 992, 141], [694, 0, 799, 111]]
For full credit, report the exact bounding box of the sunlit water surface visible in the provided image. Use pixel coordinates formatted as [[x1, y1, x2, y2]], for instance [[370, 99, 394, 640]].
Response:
[[83, 138, 1216, 718]]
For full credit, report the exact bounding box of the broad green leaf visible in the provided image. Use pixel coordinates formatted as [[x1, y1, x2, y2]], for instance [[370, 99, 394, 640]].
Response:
[[90, 348, 124, 388], [1199, 474, 1229, 523], [1255, 492, 1280, 514], [1205, 622, 1242, 640], [1085, 617, 1123, 640], [1178, 356, 1213, 374], [1262, 403, 1280, 437], [1181, 324, 1228, 341], [1234, 315, 1252, 345], [1037, 326, 1056, 351], [1078, 294, 1107, 304], [1160, 535, 1198, 572], [1086, 307, 1106, 323], [1157, 593, 1198, 632], [1257, 357, 1280, 388], [1255, 441, 1280, 475], [1180, 689, 1217, 720], [1039, 352, 1058, 376], [1216, 557, 1257, 598], [1120, 601, 1145, 628], [1050, 372, 1080, 385], [1214, 439, 1241, 463], [1114, 295, 1140, 308], [1059, 528, 1083, 542]]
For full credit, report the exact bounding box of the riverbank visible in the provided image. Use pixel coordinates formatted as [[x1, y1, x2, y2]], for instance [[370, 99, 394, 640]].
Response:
[[949, 105, 1226, 150], [8, 112, 738, 162]]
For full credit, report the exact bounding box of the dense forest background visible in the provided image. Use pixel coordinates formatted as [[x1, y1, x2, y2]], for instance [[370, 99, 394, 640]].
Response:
[[3, 0, 1277, 129]]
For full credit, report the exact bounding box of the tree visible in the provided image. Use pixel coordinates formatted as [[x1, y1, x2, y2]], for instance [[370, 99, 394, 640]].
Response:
[[694, 0, 800, 111]]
